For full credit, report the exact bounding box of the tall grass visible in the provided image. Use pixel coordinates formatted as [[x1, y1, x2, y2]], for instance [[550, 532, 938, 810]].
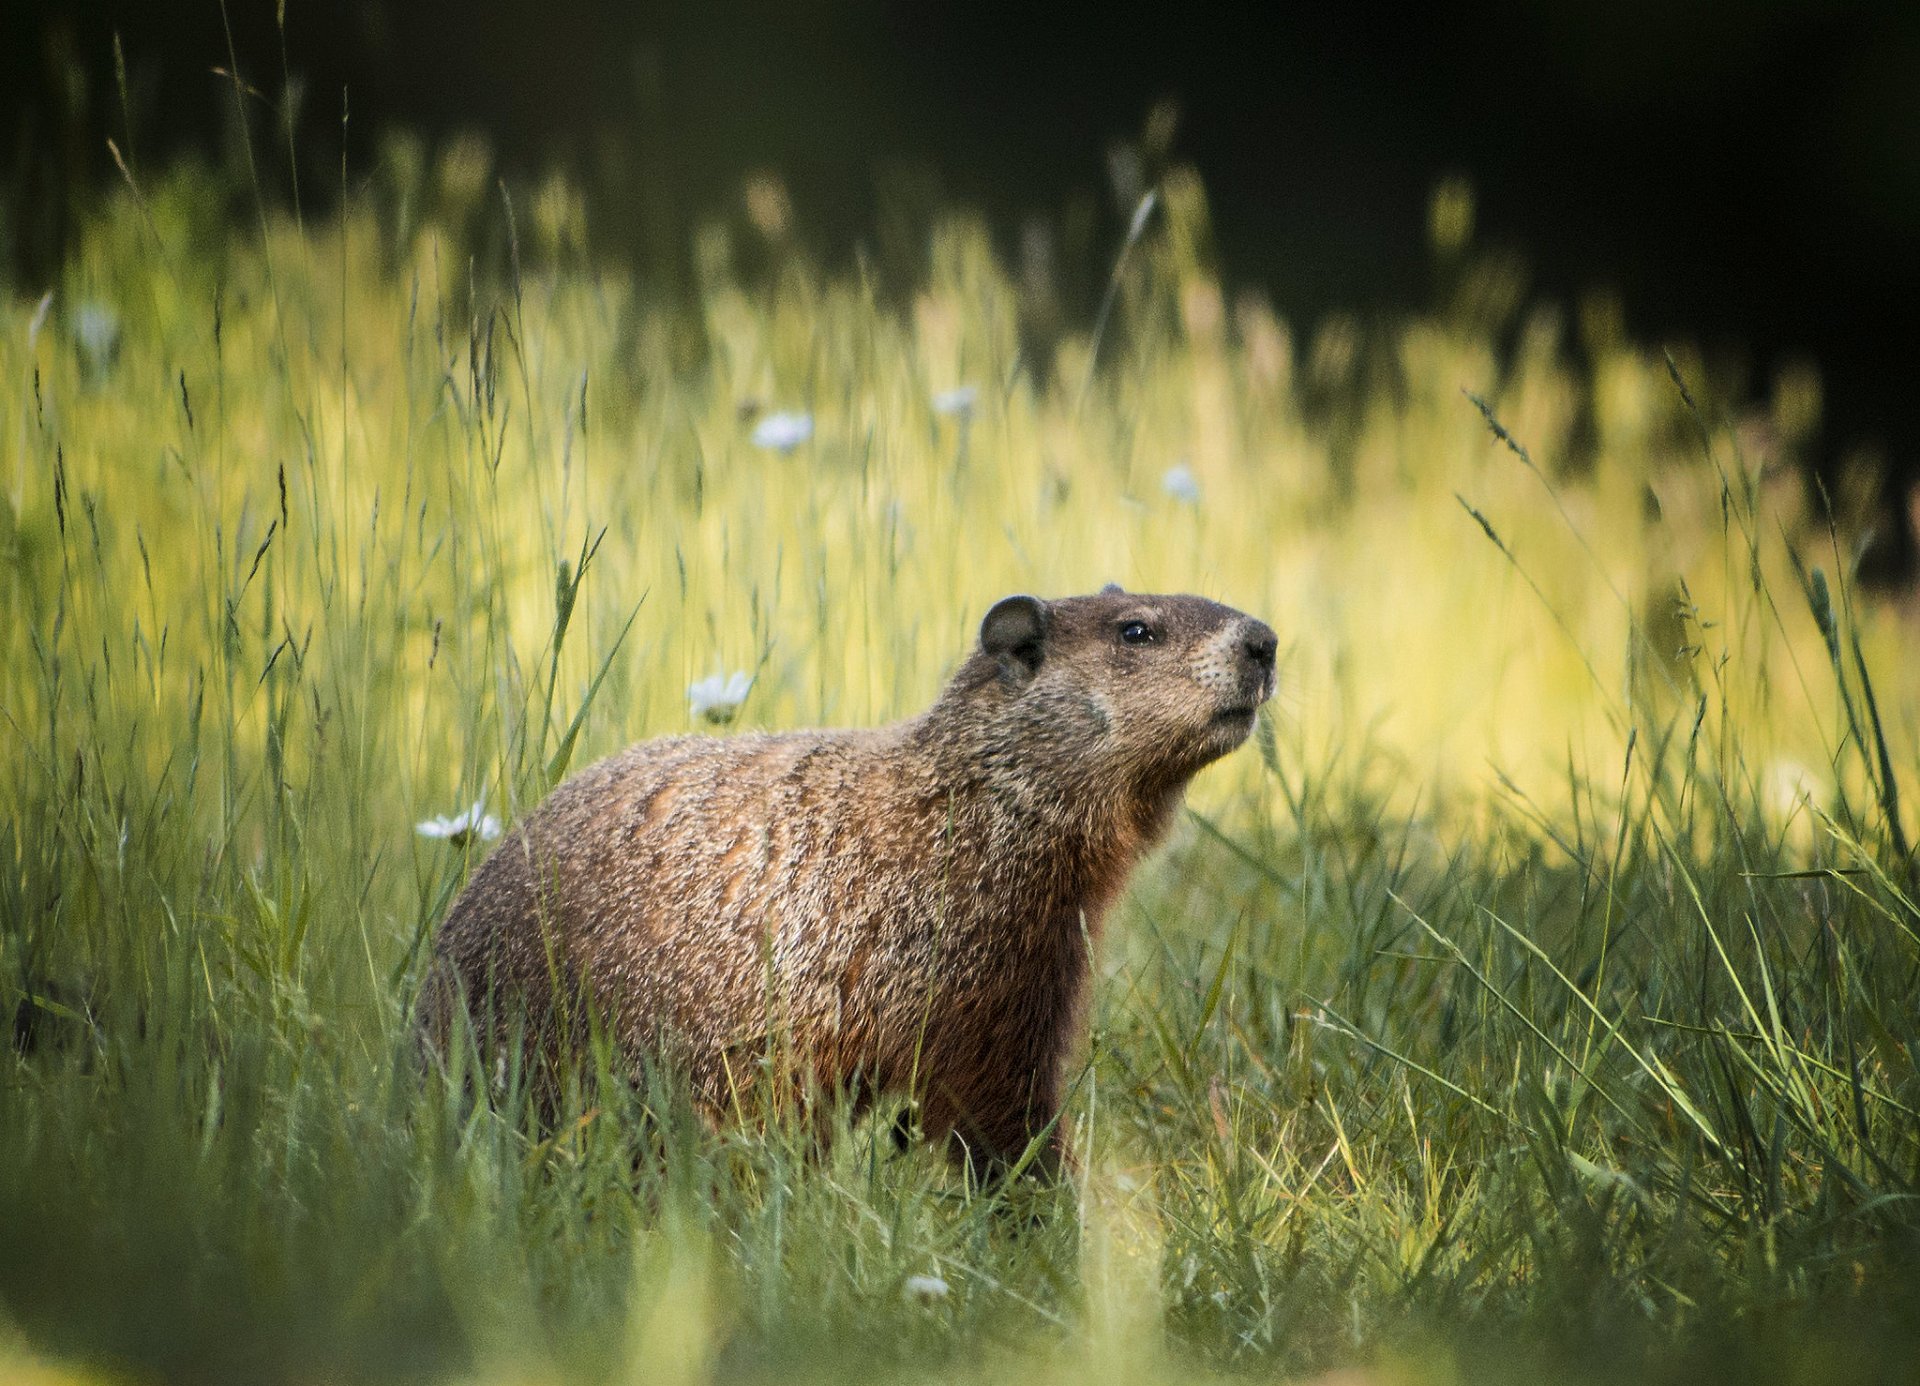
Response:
[[1, 148, 1916, 1385]]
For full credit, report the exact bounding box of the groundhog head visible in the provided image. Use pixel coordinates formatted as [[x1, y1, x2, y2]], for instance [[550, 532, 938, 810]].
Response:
[[953, 585, 1278, 798]]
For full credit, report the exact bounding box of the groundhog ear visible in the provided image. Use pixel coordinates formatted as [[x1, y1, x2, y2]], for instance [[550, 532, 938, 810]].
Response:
[[980, 594, 1050, 680], [1100, 582, 1126, 595]]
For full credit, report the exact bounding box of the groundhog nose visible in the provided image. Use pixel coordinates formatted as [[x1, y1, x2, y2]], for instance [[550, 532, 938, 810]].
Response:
[[1241, 622, 1278, 670]]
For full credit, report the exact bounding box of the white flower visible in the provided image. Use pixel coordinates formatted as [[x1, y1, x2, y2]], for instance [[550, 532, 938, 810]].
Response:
[[903, 1274, 950, 1304], [416, 798, 502, 845], [931, 385, 978, 418], [689, 671, 752, 724], [74, 300, 122, 378], [1161, 463, 1201, 504], [751, 411, 813, 453]]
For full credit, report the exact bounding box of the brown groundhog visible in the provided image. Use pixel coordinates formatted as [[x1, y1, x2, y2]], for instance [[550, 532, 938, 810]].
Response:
[[420, 586, 1277, 1177]]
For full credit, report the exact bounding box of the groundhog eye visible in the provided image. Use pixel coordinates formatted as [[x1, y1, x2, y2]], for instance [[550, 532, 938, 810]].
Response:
[[1119, 621, 1157, 646]]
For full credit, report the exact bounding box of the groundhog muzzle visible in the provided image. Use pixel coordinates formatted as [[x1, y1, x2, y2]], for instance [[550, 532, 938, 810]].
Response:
[[420, 587, 1278, 1177]]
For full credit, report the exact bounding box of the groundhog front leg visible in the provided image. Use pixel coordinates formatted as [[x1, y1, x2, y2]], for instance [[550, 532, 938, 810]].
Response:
[[921, 1072, 1070, 1183]]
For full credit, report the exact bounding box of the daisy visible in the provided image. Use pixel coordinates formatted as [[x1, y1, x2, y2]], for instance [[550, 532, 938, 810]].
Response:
[[1161, 462, 1201, 504], [416, 798, 502, 846], [931, 385, 978, 419], [751, 411, 813, 453], [689, 671, 753, 724]]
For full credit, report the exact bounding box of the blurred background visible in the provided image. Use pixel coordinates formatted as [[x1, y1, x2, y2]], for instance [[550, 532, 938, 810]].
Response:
[[7, 0, 1918, 578]]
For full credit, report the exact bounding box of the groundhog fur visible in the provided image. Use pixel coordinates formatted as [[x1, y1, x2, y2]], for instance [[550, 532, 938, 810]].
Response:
[[419, 587, 1278, 1177]]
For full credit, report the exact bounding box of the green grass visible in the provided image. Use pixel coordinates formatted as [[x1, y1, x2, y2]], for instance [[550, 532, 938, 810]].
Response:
[[1, 147, 1917, 1385]]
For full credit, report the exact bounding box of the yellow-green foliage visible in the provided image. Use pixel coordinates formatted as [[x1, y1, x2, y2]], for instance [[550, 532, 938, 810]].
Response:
[[9, 164, 1909, 842]]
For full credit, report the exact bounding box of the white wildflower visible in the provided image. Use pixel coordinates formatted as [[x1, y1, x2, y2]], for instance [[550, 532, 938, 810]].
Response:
[[931, 385, 978, 418], [689, 671, 752, 724], [903, 1273, 950, 1305], [1161, 462, 1201, 503], [416, 798, 502, 845], [74, 300, 122, 379], [751, 410, 813, 453]]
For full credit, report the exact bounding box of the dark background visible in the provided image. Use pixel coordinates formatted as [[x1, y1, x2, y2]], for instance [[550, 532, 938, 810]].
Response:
[[8, 0, 1918, 570]]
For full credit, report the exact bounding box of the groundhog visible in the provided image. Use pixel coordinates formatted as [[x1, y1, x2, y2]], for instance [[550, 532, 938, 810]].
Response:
[[420, 586, 1277, 1177]]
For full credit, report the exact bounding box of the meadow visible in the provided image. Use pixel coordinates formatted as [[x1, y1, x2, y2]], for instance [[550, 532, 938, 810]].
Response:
[[2, 141, 1918, 1384]]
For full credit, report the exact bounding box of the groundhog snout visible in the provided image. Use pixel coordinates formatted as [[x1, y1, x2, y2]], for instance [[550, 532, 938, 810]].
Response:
[[1239, 620, 1278, 674], [1230, 616, 1279, 702], [1186, 613, 1280, 718]]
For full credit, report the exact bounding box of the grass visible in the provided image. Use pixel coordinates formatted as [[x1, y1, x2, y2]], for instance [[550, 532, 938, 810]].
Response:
[[1, 143, 1917, 1385]]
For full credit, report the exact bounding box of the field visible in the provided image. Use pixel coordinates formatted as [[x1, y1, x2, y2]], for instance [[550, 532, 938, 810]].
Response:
[[2, 146, 1918, 1385]]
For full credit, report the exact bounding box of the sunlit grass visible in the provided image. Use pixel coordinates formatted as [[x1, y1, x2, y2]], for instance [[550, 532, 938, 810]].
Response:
[[1, 150, 1916, 1384]]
